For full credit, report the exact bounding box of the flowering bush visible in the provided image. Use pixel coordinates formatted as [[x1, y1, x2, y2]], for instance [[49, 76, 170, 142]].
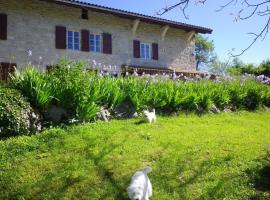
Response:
[[9, 60, 270, 124], [0, 85, 41, 138]]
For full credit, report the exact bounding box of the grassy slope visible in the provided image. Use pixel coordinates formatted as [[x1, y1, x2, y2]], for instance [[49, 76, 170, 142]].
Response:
[[1, 112, 270, 200]]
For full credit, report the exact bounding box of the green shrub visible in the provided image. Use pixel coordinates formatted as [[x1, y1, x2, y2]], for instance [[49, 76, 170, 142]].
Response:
[[47, 61, 100, 122], [9, 60, 270, 124], [10, 67, 53, 110], [0, 86, 34, 138]]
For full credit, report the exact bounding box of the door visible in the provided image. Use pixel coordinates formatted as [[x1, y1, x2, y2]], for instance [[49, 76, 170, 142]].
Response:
[[0, 62, 16, 81]]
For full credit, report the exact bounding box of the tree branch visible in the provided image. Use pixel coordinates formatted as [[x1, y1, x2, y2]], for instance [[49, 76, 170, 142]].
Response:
[[230, 16, 270, 57], [157, 0, 270, 58]]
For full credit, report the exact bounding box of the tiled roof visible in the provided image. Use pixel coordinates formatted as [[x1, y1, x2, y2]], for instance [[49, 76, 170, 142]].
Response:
[[45, 0, 213, 34]]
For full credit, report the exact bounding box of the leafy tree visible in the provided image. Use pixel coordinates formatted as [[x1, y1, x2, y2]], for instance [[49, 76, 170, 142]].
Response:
[[227, 58, 270, 76], [209, 59, 228, 74], [231, 58, 244, 69], [195, 34, 216, 71], [259, 59, 270, 76]]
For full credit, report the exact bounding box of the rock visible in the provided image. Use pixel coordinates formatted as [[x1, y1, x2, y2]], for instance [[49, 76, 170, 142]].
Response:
[[133, 112, 139, 118], [114, 101, 137, 118], [29, 110, 42, 132], [224, 105, 234, 113], [209, 104, 220, 114], [96, 108, 111, 122], [224, 108, 232, 113], [44, 105, 69, 123], [195, 104, 205, 114]]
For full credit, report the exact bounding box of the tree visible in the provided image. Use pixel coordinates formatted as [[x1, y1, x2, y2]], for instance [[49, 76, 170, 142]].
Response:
[[259, 59, 270, 76], [157, 0, 270, 57], [195, 34, 216, 70], [209, 59, 229, 74]]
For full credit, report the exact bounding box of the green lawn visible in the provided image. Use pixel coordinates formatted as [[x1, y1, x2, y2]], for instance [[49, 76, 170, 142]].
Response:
[[1, 111, 270, 200]]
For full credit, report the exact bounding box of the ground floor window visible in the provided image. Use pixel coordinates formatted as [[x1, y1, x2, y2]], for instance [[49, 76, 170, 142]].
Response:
[[67, 31, 80, 50], [90, 34, 101, 53], [140, 43, 151, 59]]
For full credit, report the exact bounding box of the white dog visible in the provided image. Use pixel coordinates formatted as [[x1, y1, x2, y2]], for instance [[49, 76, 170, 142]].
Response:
[[143, 109, 156, 124], [127, 167, 153, 200]]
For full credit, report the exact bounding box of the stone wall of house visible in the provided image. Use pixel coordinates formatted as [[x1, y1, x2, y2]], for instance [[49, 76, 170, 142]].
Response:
[[0, 0, 196, 71]]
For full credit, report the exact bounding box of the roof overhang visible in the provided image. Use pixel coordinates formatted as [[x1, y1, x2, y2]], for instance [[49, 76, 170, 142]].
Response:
[[41, 0, 213, 34]]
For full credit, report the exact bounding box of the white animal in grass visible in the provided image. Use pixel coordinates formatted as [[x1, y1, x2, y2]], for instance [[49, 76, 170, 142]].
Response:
[[143, 109, 156, 124], [127, 167, 153, 200]]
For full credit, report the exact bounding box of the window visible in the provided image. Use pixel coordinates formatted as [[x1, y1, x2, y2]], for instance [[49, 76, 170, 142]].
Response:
[[81, 9, 88, 20], [90, 34, 101, 53], [140, 43, 151, 59], [67, 31, 80, 50]]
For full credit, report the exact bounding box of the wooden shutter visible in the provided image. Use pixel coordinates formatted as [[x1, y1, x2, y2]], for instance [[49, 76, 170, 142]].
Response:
[[81, 29, 89, 52], [55, 26, 66, 49], [103, 33, 112, 54], [152, 43, 159, 60], [133, 40, 140, 58], [0, 63, 16, 81], [0, 14, 7, 40]]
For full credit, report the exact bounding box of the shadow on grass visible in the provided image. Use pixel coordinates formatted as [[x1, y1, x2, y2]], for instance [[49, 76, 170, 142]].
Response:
[[0, 130, 130, 200], [249, 165, 270, 200], [134, 119, 146, 125], [254, 166, 270, 191], [152, 148, 230, 199], [248, 151, 270, 200], [84, 137, 129, 200]]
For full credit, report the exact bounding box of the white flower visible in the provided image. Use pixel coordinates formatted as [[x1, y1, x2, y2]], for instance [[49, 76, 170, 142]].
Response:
[[27, 49, 32, 57]]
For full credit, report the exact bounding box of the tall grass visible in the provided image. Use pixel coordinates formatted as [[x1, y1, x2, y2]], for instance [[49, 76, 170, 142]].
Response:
[[10, 62, 270, 122]]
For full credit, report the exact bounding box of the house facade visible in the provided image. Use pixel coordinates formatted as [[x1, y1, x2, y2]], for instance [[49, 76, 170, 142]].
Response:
[[0, 0, 212, 78]]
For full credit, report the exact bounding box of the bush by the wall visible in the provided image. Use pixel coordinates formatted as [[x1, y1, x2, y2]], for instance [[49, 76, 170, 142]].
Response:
[[9, 62, 270, 124], [0, 85, 40, 138], [11, 67, 54, 110]]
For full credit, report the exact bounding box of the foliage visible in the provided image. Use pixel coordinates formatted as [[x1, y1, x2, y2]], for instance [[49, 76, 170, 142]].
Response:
[[10, 67, 54, 110], [259, 59, 270, 77], [208, 59, 229, 74], [9, 61, 270, 124], [1, 111, 270, 199], [47, 60, 100, 121], [195, 34, 216, 71], [0, 85, 33, 138], [228, 58, 270, 77]]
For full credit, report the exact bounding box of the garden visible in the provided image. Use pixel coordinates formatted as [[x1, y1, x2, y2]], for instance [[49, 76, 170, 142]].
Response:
[[0, 60, 270, 199]]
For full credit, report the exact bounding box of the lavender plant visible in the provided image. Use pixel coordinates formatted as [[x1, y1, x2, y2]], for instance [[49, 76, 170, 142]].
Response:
[[9, 60, 270, 124]]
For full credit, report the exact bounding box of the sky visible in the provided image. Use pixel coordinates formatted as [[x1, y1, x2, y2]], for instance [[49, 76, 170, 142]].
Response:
[[86, 0, 269, 65]]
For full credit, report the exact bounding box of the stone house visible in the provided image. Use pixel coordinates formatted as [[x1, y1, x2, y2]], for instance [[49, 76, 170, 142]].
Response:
[[0, 0, 212, 79]]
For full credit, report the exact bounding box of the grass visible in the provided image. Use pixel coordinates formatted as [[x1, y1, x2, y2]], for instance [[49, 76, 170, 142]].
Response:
[[1, 111, 270, 200]]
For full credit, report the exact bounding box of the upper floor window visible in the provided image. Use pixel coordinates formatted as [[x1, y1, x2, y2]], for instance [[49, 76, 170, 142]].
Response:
[[67, 31, 80, 50], [90, 34, 101, 53], [81, 9, 88, 20], [140, 43, 151, 59]]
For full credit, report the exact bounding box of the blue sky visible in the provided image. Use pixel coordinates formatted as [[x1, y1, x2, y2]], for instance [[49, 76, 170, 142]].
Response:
[[86, 0, 269, 65]]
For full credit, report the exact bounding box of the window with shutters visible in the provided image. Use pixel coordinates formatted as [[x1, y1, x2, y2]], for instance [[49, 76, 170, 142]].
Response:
[[140, 43, 151, 60], [81, 9, 88, 20], [67, 31, 80, 50], [90, 34, 101, 53], [0, 14, 7, 40]]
